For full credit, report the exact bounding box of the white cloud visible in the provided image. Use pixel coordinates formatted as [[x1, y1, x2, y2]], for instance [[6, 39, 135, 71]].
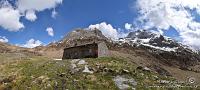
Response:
[[22, 39, 43, 48], [0, 1, 24, 31], [0, 0, 62, 31], [136, 0, 200, 49], [17, 0, 63, 12], [88, 22, 118, 40], [117, 28, 129, 38], [51, 9, 57, 18], [0, 36, 8, 43], [125, 23, 133, 30], [46, 27, 54, 37], [25, 10, 37, 21], [17, 0, 63, 22]]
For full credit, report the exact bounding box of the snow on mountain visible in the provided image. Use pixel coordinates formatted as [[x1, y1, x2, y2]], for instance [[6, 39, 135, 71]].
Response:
[[116, 30, 192, 52]]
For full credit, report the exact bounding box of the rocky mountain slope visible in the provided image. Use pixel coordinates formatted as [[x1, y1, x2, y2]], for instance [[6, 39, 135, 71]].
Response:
[[116, 30, 200, 69], [34, 28, 200, 74], [33, 28, 200, 71], [33, 28, 110, 58]]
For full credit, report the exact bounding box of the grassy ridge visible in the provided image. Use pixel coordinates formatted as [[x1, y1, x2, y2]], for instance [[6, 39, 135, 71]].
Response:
[[0, 55, 199, 90]]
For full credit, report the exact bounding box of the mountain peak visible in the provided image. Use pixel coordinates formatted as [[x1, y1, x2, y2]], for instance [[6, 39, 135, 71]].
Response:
[[118, 30, 189, 52], [126, 30, 161, 39]]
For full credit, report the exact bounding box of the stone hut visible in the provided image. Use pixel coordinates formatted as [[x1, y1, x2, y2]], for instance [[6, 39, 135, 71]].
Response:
[[62, 42, 109, 59]]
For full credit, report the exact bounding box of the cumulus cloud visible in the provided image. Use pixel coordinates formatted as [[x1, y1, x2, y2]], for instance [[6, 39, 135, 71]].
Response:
[[88, 22, 118, 40], [17, 0, 62, 21], [125, 23, 133, 30], [0, 1, 24, 31], [17, 0, 62, 22], [22, 38, 43, 48], [0, 36, 8, 43], [25, 10, 37, 21], [0, 0, 62, 31], [136, 0, 200, 49], [46, 27, 54, 37]]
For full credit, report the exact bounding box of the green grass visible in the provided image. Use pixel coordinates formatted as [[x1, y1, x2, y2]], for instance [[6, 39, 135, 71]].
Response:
[[0, 56, 199, 90]]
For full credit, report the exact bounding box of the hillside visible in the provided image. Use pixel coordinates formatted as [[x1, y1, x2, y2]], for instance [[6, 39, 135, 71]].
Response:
[[34, 28, 200, 83], [0, 54, 198, 90], [0, 28, 200, 89]]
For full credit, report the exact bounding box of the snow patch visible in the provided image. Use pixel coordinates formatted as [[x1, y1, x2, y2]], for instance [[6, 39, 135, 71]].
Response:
[[141, 44, 178, 52], [140, 38, 151, 43]]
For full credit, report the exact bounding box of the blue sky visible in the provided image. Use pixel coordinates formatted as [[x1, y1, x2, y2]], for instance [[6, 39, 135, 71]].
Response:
[[1, 0, 200, 49], [0, 0, 136, 46]]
